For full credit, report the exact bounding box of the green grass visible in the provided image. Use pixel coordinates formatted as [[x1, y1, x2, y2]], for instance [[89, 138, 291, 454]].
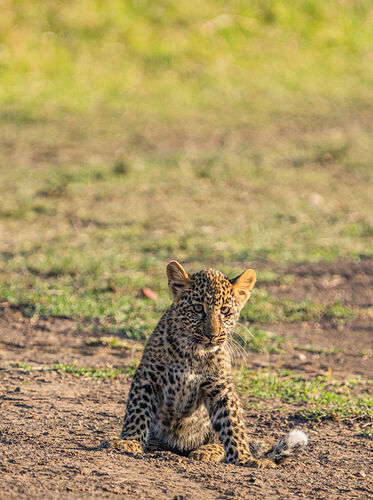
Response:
[[1, 2, 372, 336], [84, 336, 142, 351], [294, 345, 343, 355], [8, 360, 371, 420], [9, 362, 34, 373], [256, 272, 295, 285], [233, 326, 286, 354], [0, 270, 355, 339], [51, 362, 137, 379], [237, 368, 373, 420], [1, 1, 373, 120], [355, 427, 373, 439], [8, 360, 137, 379], [241, 290, 355, 324]]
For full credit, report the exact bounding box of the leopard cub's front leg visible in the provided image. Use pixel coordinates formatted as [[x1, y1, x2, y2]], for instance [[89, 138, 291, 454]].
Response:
[[189, 444, 225, 463], [102, 370, 156, 456], [203, 381, 276, 469]]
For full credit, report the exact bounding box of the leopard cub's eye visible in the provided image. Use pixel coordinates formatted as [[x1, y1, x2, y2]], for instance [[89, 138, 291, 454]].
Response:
[[192, 303, 204, 314], [220, 305, 231, 315]]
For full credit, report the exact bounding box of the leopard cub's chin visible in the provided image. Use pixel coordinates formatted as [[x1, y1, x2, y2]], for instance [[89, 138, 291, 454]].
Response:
[[198, 343, 222, 354]]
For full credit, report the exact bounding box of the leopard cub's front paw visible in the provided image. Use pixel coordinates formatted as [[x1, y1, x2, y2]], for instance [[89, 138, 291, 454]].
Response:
[[244, 457, 277, 469], [189, 444, 225, 463], [99, 437, 143, 455]]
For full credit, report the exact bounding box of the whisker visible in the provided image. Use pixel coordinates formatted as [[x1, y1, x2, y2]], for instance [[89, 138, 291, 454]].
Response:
[[236, 322, 255, 338], [230, 337, 249, 356], [226, 343, 235, 363], [229, 338, 251, 365], [230, 343, 248, 367], [227, 340, 241, 364]]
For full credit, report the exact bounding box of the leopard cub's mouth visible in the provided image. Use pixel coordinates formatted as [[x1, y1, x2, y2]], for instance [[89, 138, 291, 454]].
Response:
[[197, 335, 227, 352]]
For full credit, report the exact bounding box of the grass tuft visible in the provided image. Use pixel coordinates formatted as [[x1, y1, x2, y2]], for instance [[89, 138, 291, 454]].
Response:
[[9, 362, 34, 373], [84, 336, 142, 351], [50, 362, 138, 379], [242, 290, 355, 324], [355, 427, 373, 439], [237, 368, 372, 420], [234, 326, 286, 354]]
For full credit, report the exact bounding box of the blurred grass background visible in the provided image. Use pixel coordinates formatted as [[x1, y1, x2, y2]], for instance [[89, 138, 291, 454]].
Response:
[[0, 0, 372, 336], [1, 1, 373, 119]]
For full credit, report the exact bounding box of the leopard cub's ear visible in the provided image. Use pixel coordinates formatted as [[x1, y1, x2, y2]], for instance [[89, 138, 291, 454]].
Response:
[[231, 269, 256, 306], [166, 261, 190, 304]]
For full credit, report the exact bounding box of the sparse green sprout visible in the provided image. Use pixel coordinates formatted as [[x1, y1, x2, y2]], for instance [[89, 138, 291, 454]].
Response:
[[9, 362, 34, 373], [294, 345, 343, 355], [84, 337, 142, 351], [355, 427, 373, 439], [50, 362, 138, 379]]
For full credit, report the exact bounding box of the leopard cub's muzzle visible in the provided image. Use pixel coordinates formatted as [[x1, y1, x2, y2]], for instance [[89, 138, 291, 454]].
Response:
[[201, 315, 226, 346]]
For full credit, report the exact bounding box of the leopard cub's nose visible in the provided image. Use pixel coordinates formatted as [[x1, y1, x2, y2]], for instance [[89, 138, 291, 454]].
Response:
[[204, 314, 220, 339], [204, 325, 220, 339]]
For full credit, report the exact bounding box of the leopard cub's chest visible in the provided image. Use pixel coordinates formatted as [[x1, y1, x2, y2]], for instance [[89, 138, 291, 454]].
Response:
[[161, 365, 204, 417]]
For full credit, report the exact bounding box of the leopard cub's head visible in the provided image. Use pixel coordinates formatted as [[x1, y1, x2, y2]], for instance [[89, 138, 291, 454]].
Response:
[[166, 261, 256, 352]]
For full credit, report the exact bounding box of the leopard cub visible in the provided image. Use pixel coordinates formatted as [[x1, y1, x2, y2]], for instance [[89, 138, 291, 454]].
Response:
[[103, 261, 307, 467]]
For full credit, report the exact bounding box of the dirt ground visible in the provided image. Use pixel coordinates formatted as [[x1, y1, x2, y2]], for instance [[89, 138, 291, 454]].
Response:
[[0, 260, 372, 499]]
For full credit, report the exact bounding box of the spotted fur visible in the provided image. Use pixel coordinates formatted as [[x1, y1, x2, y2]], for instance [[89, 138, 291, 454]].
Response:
[[104, 261, 307, 467]]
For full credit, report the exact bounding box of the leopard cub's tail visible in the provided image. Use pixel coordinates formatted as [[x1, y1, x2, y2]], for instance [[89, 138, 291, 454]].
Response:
[[263, 429, 308, 464]]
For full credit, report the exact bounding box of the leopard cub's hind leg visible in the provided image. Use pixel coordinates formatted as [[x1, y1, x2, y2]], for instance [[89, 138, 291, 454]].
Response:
[[189, 443, 225, 463], [99, 436, 143, 455]]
